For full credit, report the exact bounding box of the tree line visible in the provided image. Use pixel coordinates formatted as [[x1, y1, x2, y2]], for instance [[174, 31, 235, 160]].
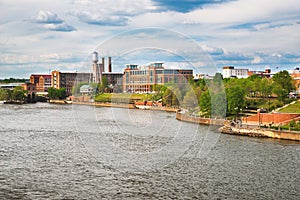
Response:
[[150, 70, 295, 118], [0, 86, 27, 101]]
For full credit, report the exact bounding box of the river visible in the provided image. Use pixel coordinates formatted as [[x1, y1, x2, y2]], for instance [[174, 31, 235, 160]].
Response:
[[0, 103, 299, 199]]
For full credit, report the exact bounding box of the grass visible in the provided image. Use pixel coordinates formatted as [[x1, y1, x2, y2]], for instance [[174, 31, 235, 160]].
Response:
[[94, 93, 155, 103], [278, 100, 300, 113]]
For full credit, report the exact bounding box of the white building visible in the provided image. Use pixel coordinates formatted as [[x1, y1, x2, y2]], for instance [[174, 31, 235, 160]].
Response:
[[223, 66, 249, 78]]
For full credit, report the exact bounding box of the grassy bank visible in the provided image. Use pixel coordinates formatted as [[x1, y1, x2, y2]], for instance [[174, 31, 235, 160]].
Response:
[[278, 101, 300, 113], [94, 93, 154, 103]]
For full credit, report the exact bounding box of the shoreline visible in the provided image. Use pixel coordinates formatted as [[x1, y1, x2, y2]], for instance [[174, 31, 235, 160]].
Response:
[[49, 100, 179, 112], [176, 112, 300, 142], [219, 126, 300, 141], [49, 100, 300, 142]]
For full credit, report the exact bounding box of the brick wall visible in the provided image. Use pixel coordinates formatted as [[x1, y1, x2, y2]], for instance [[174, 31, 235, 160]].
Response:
[[243, 113, 300, 125]]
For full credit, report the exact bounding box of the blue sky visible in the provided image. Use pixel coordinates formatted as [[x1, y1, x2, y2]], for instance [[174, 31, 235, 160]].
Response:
[[0, 0, 299, 78]]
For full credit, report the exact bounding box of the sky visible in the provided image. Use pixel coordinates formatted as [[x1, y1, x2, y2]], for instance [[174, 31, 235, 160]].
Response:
[[0, 0, 300, 78]]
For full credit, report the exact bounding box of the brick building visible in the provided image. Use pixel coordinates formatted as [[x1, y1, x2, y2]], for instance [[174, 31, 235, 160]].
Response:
[[51, 70, 92, 96], [123, 63, 193, 93], [29, 74, 52, 92]]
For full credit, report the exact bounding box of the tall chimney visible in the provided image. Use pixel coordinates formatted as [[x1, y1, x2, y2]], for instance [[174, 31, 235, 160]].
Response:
[[108, 57, 112, 72], [102, 57, 105, 72]]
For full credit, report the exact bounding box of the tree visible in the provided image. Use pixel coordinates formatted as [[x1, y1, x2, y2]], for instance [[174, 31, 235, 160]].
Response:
[[272, 70, 294, 92], [11, 87, 26, 101], [226, 85, 246, 115], [260, 78, 273, 98], [182, 89, 197, 109], [0, 88, 10, 100], [272, 70, 294, 102], [58, 88, 66, 100], [48, 87, 58, 99], [199, 90, 211, 116], [211, 92, 227, 118], [48, 87, 66, 100], [98, 76, 109, 93]]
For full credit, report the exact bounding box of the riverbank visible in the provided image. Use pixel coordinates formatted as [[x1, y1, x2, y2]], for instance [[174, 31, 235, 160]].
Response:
[[176, 112, 300, 141], [219, 126, 300, 141], [50, 100, 179, 112], [175, 112, 226, 126]]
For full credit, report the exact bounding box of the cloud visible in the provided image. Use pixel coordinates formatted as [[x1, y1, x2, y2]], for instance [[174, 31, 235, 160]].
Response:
[[228, 21, 295, 31], [32, 10, 76, 32], [152, 0, 234, 13], [44, 23, 76, 32], [182, 0, 300, 24], [34, 10, 63, 24], [200, 44, 224, 55], [70, 11, 128, 26]]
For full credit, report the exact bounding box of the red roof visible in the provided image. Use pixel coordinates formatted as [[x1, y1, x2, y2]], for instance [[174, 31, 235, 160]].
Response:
[[31, 74, 52, 78]]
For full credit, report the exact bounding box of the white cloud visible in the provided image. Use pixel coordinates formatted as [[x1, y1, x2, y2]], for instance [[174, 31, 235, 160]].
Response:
[[181, 0, 300, 24], [34, 10, 63, 24], [70, 11, 128, 26], [251, 56, 262, 64], [44, 23, 76, 32]]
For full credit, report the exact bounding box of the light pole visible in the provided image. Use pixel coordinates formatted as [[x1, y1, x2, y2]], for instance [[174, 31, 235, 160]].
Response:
[[245, 106, 248, 128], [257, 108, 261, 128], [268, 95, 271, 112]]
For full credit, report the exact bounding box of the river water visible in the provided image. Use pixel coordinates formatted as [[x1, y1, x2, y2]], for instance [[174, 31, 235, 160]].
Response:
[[0, 103, 299, 199]]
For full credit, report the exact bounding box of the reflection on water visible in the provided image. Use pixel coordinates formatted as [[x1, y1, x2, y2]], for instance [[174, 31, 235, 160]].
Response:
[[0, 103, 299, 199]]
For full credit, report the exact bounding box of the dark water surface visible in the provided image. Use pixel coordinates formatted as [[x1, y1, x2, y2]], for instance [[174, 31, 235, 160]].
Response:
[[0, 103, 299, 199]]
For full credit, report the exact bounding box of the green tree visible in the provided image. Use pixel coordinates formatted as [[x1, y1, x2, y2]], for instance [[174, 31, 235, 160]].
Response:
[[182, 89, 197, 109], [58, 88, 66, 100], [98, 76, 109, 93], [11, 87, 26, 101], [199, 90, 211, 116], [260, 78, 273, 98], [211, 92, 227, 118], [226, 85, 246, 115], [48, 87, 58, 99], [0, 88, 10, 100], [272, 70, 294, 102]]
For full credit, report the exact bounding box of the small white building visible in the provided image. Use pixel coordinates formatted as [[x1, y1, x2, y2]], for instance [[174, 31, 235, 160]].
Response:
[[80, 85, 94, 95], [223, 66, 249, 78]]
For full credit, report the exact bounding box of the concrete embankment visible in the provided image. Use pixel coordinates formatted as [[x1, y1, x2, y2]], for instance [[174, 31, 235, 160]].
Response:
[[176, 112, 226, 126], [72, 101, 135, 109], [51, 100, 178, 111], [176, 112, 300, 141], [219, 126, 300, 141]]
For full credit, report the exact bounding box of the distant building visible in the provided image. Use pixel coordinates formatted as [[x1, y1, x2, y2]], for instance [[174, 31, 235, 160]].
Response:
[[222, 66, 249, 78], [0, 83, 24, 90], [123, 63, 193, 93], [194, 73, 213, 80], [91, 52, 124, 92], [290, 67, 300, 97], [79, 85, 94, 95], [29, 74, 52, 92], [51, 70, 92, 96], [248, 68, 272, 78], [102, 72, 123, 92], [23, 82, 36, 100]]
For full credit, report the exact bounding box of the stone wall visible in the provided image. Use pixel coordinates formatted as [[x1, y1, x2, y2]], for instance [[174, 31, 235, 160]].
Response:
[[176, 113, 226, 126]]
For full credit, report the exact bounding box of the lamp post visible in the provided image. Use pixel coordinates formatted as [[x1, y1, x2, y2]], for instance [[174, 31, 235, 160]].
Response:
[[234, 107, 238, 122], [268, 95, 271, 112], [245, 106, 248, 128], [257, 108, 261, 128]]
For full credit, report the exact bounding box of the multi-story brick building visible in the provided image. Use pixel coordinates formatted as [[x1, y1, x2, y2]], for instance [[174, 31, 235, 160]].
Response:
[[29, 74, 52, 92], [51, 70, 92, 96], [123, 63, 193, 93]]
